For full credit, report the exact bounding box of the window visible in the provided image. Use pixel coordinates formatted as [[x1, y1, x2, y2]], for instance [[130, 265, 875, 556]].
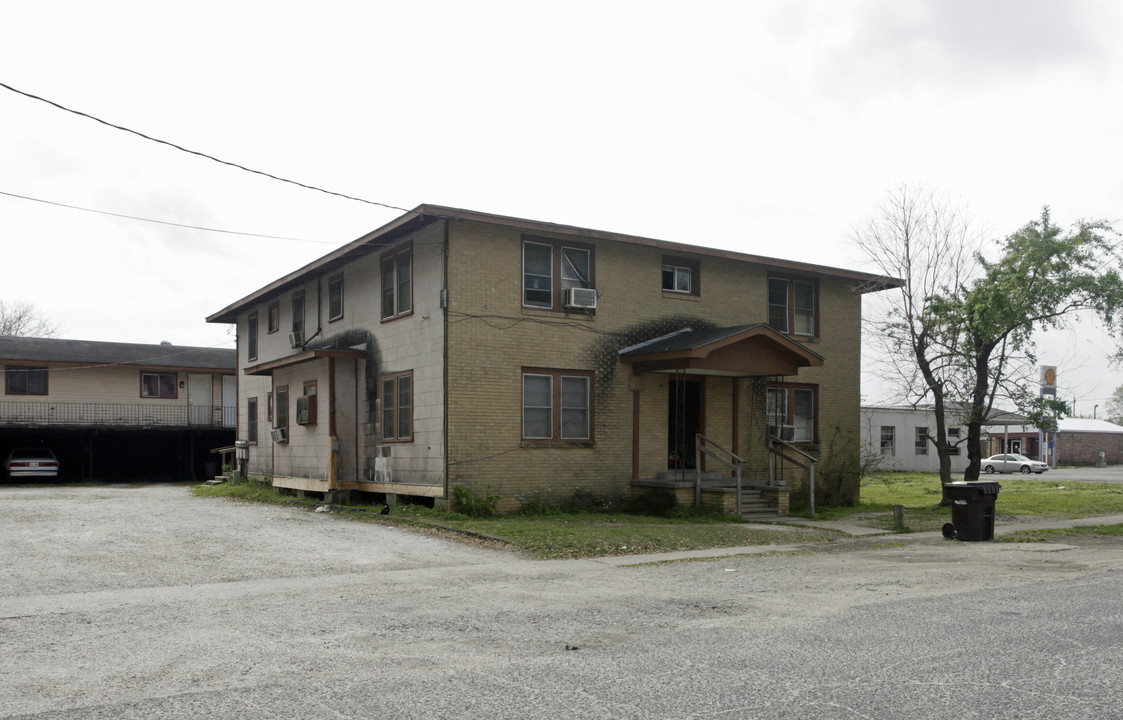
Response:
[[267, 391, 273, 421], [328, 274, 344, 321], [381, 371, 412, 441], [5, 366, 47, 395], [767, 277, 817, 336], [522, 238, 594, 310], [915, 427, 928, 455], [292, 291, 304, 341], [247, 397, 258, 444], [141, 373, 177, 399], [662, 256, 699, 295], [381, 245, 413, 320], [880, 426, 895, 456], [522, 369, 593, 441], [766, 384, 816, 442], [267, 302, 280, 334], [275, 386, 289, 432], [298, 381, 317, 425], [247, 312, 258, 362], [947, 427, 961, 456]]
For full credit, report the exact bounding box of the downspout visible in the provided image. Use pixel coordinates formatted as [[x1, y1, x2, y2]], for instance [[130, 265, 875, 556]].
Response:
[[442, 218, 451, 505]]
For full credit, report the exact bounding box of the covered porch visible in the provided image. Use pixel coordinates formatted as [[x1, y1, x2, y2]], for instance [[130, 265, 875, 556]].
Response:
[[618, 324, 824, 516]]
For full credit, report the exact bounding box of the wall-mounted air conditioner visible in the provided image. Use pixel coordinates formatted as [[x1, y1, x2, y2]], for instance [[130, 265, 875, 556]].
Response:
[[288, 331, 303, 349], [564, 287, 597, 309], [767, 424, 795, 441], [270, 426, 288, 443]]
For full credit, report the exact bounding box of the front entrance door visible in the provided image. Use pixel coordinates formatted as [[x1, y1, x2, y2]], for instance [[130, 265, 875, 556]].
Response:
[[667, 375, 702, 471], [188, 373, 212, 426]]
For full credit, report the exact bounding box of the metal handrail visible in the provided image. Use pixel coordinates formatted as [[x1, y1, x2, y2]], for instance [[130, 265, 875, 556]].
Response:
[[767, 436, 819, 516], [0, 400, 235, 429], [695, 433, 745, 515]]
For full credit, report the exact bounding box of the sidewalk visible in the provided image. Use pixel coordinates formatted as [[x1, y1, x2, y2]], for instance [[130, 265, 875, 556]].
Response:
[[594, 513, 1123, 567]]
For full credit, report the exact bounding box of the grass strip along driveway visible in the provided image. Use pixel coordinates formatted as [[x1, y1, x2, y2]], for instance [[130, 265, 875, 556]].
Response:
[[193, 472, 1123, 559]]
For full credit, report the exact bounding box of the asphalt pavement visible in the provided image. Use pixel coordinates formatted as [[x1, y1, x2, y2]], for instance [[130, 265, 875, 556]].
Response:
[[2, 484, 1121, 720]]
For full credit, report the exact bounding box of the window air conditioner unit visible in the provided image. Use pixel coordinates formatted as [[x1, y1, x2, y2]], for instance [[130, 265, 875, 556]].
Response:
[[270, 427, 288, 443], [288, 331, 303, 349], [564, 287, 597, 309], [767, 424, 796, 441]]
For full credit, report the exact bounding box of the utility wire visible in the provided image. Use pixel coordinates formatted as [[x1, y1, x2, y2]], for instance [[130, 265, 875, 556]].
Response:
[[0, 189, 324, 243], [0, 80, 412, 214]]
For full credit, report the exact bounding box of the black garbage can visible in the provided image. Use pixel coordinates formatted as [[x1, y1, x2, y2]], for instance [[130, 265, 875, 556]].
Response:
[[945, 481, 1001, 541]]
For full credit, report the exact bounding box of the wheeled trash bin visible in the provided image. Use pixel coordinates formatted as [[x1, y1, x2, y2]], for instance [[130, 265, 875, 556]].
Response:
[[945, 481, 1001, 541]]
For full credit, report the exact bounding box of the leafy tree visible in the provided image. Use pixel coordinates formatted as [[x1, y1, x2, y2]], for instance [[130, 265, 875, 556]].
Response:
[[857, 187, 1123, 491], [0, 299, 59, 337], [1105, 385, 1123, 425]]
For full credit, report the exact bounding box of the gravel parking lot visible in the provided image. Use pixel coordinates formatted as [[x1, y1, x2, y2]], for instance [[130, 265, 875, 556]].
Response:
[[2, 484, 1122, 719]]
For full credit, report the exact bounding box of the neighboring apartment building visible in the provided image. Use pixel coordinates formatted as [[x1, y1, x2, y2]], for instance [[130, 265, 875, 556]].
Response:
[[207, 205, 899, 512], [0, 336, 236, 480]]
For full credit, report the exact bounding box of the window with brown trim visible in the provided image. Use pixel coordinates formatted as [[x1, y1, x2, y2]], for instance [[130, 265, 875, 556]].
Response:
[[522, 368, 594, 441], [381, 371, 412, 441], [522, 237, 595, 310], [141, 373, 178, 399], [267, 391, 273, 421], [767, 276, 818, 336], [247, 312, 258, 362], [275, 385, 289, 434], [766, 383, 816, 443], [381, 244, 413, 320], [662, 256, 700, 295], [5, 366, 48, 395], [267, 302, 280, 334], [328, 274, 344, 321], [247, 397, 258, 444], [292, 291, 305, 341]]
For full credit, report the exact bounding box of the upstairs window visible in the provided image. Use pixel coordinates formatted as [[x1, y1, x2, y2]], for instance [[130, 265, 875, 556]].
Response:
[[247, 312, 258, 362], [328, 274, 344, 321], [267, 302, 280, 334], [523, 238, 594, 310], [767, 277, 817, 336], [662, 256, 699, 295], [141, 373, 177, 399], [381, 245, 413, 320], [292, 291, 305, 341], [5, 366, 47, 395]]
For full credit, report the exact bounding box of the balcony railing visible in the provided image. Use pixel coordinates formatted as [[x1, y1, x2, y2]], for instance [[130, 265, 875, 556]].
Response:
[[0, 401, 236, 429]]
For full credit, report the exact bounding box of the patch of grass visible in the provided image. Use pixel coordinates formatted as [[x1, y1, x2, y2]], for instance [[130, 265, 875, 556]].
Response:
[[192, 482, 843, 558], [998, 523, 1123, 543]]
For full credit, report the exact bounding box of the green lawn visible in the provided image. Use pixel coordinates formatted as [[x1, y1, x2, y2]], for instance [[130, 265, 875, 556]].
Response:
[[192, 473, 1123, 558]]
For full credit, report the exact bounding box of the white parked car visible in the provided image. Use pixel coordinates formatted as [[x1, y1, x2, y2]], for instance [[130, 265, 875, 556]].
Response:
[[4, 448, 60, 479], [982, 453, 1048, 475]]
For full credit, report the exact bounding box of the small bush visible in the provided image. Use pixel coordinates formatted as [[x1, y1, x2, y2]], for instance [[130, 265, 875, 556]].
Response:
[[451, 485, 500, 518]]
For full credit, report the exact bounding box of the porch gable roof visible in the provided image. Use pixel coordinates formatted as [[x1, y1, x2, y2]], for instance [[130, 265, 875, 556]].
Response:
[[618, 324, 823, 377]]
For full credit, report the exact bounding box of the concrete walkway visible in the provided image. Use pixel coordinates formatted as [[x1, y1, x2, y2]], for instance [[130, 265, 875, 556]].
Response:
[[595, 512, 1123, 567]]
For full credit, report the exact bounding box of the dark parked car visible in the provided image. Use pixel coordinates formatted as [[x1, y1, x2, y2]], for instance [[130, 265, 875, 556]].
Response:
[[4, 448, 60, 479]]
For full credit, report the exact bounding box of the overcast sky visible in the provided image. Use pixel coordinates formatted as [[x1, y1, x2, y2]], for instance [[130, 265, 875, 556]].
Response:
[[2, 0, 1121, 410]]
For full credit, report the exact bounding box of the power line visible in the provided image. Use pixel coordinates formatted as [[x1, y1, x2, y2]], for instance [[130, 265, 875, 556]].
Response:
[[0, 189, 327, 243], [0, 80, 411, 214]]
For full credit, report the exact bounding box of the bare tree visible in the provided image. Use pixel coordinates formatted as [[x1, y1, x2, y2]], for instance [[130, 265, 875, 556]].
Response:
[[0, 300, 60, 337], [854, 185, 982, 487]]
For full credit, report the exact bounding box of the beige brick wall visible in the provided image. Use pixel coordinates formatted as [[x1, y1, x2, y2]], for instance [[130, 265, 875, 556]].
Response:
[[445, 220, 867, 509]]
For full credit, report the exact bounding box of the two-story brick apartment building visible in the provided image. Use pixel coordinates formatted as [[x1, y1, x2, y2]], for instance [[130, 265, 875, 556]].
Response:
[[0, 336, 236, 480], [207, 206, 898, 513]]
